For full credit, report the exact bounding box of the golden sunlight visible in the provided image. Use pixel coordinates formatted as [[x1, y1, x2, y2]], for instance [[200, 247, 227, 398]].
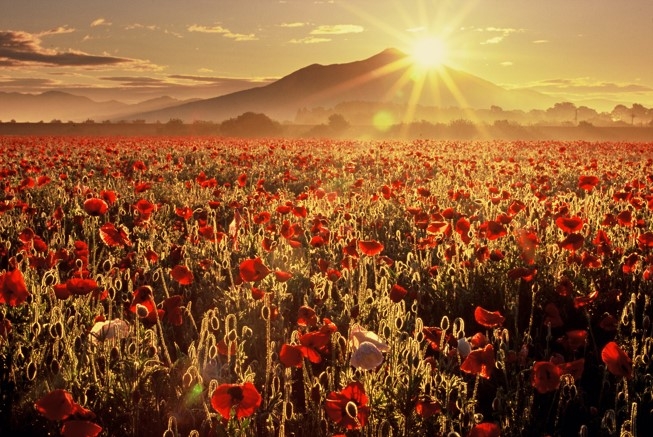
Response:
[[409, 36, 448, 69]]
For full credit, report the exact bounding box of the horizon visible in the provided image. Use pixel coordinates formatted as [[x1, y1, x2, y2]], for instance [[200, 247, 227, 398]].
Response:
[[2, 1, 653, 114]]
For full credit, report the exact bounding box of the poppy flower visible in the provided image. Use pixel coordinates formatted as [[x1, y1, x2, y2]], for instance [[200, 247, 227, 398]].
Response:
[[0, 268, 30, 307], [297, 305, 317, 327], [578, 175, 600, 191], [638, 231, 653, 249], [171, 265, 194, 285], [274, 270, 293, 282], [162, 295, 184, 326], [99, 222, 132, 247], [279, 344, 304, 368], [558, 358, 585, 381], [532, 361, 562, 393], [34, 389, 77, 420], [89, 319, 129, 344], [543, 302, 564, 328], [414, 396, 442, 419], [324, 381, 370, 430], [558, 233, 584, 252], [210, 382, 262, 419], [61, 420, 103, 437], [558, 329, 588, 352], [484, 220, 507, 240], [516, 229, 539, 264], [298, 330, 331, 363], [601, 341, 632, 379], [474, 306, 505, 328], [350, 325, 389, 353], [83, 198, 108, 216], [350, 341, 385, 370], [468, 422, 501, 437], [555, 216, 584, 233], [358, 240, 384, 256], [239, 258, 271, 282], [236, 173, 247, 188], [460, 344, 495, 379], [389, 284, 407, 303], [65, 278, 100, 296]]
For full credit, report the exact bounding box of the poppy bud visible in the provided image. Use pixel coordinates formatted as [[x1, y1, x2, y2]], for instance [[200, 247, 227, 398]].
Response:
[[136, 304, 149, 318]]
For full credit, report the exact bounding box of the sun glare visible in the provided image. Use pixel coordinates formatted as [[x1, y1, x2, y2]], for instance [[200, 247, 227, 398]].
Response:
[[410, 36, 448, 69]]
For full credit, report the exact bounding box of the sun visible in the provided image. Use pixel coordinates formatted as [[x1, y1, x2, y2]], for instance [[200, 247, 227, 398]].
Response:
[[409, 36, 448, 69]]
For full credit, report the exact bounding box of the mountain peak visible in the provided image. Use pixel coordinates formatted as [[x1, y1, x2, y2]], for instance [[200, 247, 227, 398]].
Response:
[[367, 48, 408, 62]]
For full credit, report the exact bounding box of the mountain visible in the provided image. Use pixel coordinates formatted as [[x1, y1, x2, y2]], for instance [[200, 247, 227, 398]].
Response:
[[123, 48, 557, 123], [0, 91, 195, 122]]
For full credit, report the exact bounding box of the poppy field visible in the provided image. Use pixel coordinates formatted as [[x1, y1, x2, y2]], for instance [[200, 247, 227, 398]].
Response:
[[1, 136, 652, 437]]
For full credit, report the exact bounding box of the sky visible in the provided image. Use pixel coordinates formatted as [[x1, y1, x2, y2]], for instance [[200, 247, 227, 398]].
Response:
[[1, 0, 653, 109]]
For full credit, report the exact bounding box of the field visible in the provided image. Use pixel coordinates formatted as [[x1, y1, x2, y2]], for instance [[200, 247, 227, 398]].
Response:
[[0, 136, 652, 437]]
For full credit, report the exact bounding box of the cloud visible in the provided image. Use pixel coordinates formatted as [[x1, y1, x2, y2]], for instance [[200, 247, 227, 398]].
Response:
[[0, 29, 153, 68], [169, 74, 274, 85], [500, 61, 514, 67], [90, 18, 111, 27], [523, 78, 653, 94], [0, 77, 59, 88], [187, 24, 258, 41], [100, 76, 168, 87], [289, 36, 331, 44], [532, 39, 549, 44], [40, 26, 75, 36], [310, 24, 364, 35], [476, 27, 523, 45], [280, 22, 308, 28]]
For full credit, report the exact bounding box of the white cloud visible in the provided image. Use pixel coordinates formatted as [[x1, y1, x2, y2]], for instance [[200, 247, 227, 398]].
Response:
[[280, 22, 308, 28], [310, 24, 364, 35], [91, 18, 111, 27], [188, 24, 258, 41], [289, 36, 331, 44]]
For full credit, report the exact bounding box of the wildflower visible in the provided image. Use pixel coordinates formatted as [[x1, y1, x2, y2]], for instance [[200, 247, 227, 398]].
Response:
[[389, 284, 407, 303], [357, 240, 384, 256], [210, 382, 262, 419], [0, 268, 30, 307], [99, 222, 132, 247], [239, 257, 271, 282], [34, 389, 77, 421], [171, 264, 194, 285], [555, 216, 584, 233], [61, 420, 103, 437], [297, 305, 317, 327], [324, 381, 370, 430], [350, 341, 385, 370], [532, 361, 561, 393], [468, 422, 501, 437], [83, 198, 108, 216], [279, 344, 304, 368], [350, 325, 389, 352], [89, 319, 129, 344], [461, 344, 495, 379], [414, 396, 442, 419], [601, 341, 632, 379], [474, 306, 505, 328]]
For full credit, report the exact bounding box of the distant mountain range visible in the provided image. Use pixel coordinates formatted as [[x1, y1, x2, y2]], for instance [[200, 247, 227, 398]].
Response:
[[0, 48, 620, 123], [0, 91, 197, 123]]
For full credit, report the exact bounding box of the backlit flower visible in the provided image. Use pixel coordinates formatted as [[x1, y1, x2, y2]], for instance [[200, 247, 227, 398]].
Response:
[[350, 341, 384, 370], [601, 341, 632, 379], [324, 381, 370, 430], [210, 382, 262, 419]]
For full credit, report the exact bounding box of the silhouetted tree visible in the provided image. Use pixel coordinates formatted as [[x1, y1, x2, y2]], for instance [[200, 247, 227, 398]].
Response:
[[220, 112, 282, 137]]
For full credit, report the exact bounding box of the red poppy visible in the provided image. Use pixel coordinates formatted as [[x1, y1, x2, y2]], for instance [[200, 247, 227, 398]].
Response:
[[601, 341, 632, 379], [558, 233, 584, 252], [61, 420, 103, 437], [460, 344, 495, 379], [532, 361, 561, 393], [274, 270, 293, 282], [297, 305, 317, 327], [414, 396, 442, 419], [558, 329, 588, 352], [99, 222, 132, 247], [578, 175, 600, 191], [616, 209, 632, 227], [279, 343, 304, 368], [389, 284, 408, 303], [236, 173, 247, 188], [239, 258, 271, 282], [100, 189, 117, 205], [210, 382, 262, 419], [484, 220, 507, 240], [622, 252, 640, 274], [358, 240, 384, 256], [175, 206, 193, 221], [324, 381, 370, 430], [171, 265, 194, 285], [474, 306, 505, 328], [83, 198, 108, 216], [638, 231, 653, 249], [34, 389, 77, 420], [162, 295, 183, 326], [573, 290, 599, 309], [298, 330, 331, 363], [468, 422, 501, 437], [558, 358, 585, 381], [507, 266, 537, 282], [0, 268, 30, 307], [516, 229, 539, 264], [543, 302, 564, 328], [555, 216, 584, 233], [455, 217, 471, 244], [65, 278, 100, 296]]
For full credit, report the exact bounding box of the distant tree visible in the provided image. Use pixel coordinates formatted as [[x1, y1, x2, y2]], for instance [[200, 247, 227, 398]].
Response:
[[220, 112, 282, 137], [546, 102, 577, 123], [50, 119, 62, 124], [327, 113, 350, 133]]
